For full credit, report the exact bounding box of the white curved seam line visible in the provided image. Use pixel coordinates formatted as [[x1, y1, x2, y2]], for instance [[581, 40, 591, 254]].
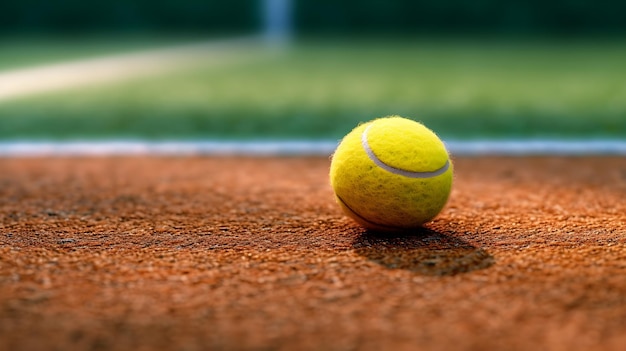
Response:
[[361, 124, 450, 178]]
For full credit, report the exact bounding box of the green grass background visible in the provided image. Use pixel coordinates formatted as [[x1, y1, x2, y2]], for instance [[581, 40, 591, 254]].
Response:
[[0, 35, 210, 70], [1, 37, 625, 140]]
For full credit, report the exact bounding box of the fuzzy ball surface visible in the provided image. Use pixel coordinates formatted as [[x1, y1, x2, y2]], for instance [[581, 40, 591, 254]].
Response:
[[329, 116, 453, 231]]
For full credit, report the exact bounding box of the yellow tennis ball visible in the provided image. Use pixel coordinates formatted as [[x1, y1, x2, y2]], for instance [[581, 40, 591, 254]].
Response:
[[329, 116, 453, 231]]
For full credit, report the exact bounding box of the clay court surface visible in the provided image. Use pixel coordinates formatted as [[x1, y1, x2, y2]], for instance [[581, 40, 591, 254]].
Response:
[[0, 156, 625, 351]]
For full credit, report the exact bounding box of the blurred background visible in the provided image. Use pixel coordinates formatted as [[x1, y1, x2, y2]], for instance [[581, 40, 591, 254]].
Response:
[[0, 0, 625, 141]]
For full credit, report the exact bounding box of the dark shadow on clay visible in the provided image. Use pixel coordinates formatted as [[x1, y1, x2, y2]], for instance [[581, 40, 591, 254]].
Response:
[[353, 228, 494, 276]]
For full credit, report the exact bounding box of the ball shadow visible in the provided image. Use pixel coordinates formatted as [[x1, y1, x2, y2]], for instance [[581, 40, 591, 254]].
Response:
[[353, 228, 494, 276]]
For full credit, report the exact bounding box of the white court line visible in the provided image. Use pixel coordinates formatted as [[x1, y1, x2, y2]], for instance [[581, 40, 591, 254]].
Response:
[[0, 36, 268, 102], [444, 140, 626, 156], [0, 140, 625, 157]]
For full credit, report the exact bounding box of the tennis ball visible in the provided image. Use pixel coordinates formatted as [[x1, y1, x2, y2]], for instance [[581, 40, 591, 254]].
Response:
[[329, 116, 453, 231]]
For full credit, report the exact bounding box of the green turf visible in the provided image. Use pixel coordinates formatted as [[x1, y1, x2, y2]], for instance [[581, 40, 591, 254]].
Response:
[[1, 38, 625, 140], [0, 34, 208, 71]]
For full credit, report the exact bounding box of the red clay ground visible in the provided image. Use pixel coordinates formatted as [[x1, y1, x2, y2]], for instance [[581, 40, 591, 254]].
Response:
[[0, 156, 625, 351]]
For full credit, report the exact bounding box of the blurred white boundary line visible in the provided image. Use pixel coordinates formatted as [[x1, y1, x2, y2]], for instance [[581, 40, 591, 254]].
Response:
[[444, 140, 626, 156], [0, 36, 267, 102], [1, 140, 625, 157]]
